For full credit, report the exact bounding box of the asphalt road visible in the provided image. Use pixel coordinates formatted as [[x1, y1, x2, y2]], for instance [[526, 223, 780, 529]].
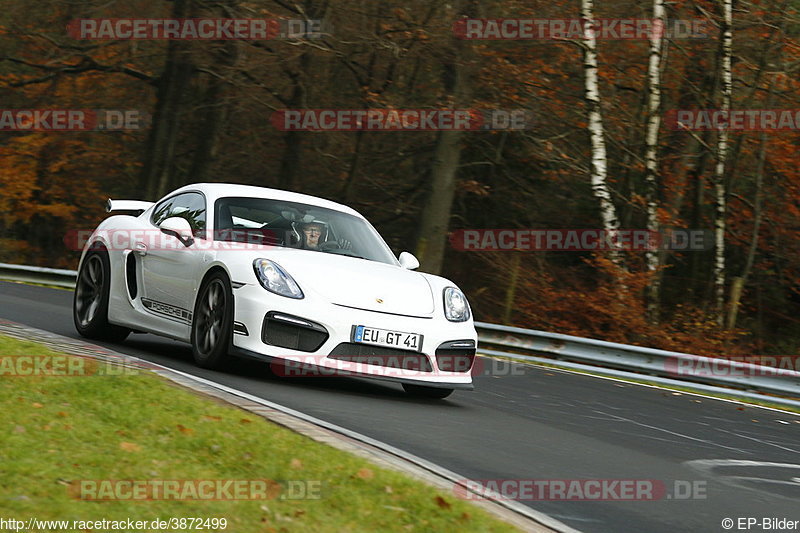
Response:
[[2, 280, 799, 532]]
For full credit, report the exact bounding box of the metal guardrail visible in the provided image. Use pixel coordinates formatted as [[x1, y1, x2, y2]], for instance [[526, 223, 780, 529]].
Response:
[[475, 321, 800, 400], [0, 262, 77, 288], [1, 262, 798, 401]]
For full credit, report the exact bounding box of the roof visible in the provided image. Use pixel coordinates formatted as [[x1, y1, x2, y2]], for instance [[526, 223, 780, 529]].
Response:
[[169, 182, 363, 218]]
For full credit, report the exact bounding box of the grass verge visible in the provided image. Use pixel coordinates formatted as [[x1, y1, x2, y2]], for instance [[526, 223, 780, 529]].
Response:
[[0, 335, 519, 532]]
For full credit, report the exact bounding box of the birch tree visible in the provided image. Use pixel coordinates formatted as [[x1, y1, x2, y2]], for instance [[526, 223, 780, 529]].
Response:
[[644, 0, 665, 322], [713, 0, 733, 325], [581, 0, 621, 267]]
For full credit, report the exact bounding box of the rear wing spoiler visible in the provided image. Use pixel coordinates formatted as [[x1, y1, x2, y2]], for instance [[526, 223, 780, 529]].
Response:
[[106, 199, 154, 216]]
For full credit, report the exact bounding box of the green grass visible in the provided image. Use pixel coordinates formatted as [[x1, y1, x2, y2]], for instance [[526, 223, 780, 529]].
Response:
[[0, 336, 518, 532]]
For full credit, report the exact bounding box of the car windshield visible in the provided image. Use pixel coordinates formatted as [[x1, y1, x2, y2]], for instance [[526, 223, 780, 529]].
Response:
[[214, 196, 399, 265]]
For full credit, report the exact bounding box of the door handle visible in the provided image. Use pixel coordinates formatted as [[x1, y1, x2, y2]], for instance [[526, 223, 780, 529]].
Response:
[[135, 242, 147, 256]]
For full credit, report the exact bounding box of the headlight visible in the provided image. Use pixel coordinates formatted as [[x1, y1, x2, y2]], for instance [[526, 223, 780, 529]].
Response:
[[443, 287, 470, 322], [253, 259, 304, 299]]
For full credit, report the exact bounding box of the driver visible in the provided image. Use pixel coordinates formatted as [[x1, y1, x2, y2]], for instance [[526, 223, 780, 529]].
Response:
[[298, 220, 352, 251], [300, 221, 324, 250]]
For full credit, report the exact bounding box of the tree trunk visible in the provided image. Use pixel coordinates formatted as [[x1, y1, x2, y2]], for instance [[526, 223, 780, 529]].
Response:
[[189, 41, 239, 182], [416, 127, 466, 273], [713, 0, 733, 325], [581, 0, 621, 267], [727, 82, 774, 329], [644, 0, 665, 323], [415, 3, 472, 274], [140, 0, 194, 200], [502, 253, 521, 324], [277, 51, 311, 191]]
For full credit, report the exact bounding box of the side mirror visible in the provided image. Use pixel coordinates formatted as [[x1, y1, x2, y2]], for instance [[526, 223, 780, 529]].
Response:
[[159, 217, 194, 246], [398, 251, 420, 270]]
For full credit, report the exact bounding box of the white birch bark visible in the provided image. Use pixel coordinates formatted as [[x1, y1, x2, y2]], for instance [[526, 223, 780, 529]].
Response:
[[581, 0, 621, 268], [713, 0, 733, 325], [644, 0, 665, 322]]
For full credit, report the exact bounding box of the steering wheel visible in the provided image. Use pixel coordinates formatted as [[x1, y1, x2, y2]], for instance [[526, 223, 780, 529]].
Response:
[[319, 239, 352, 251], [318, 241, 341, 251]]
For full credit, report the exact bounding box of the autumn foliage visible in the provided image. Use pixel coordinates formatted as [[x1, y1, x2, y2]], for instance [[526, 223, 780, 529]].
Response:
[[1, 0, 798, 356]]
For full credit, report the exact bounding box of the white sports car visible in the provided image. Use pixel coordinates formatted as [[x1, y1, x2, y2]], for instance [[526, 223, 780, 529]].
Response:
[[73, 183, 477, 398]]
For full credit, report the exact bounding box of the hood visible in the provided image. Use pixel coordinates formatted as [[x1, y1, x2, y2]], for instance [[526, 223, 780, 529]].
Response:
[[269, 250, 435, 317]]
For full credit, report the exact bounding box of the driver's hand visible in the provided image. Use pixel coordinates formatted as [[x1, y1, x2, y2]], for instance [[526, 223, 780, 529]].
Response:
[[338, 239, 352, 250]]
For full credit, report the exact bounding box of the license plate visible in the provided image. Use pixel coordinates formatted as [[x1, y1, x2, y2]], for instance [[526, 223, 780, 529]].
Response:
[[352, 325, 423, 352]]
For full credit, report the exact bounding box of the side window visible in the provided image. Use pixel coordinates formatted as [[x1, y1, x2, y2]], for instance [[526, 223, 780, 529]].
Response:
[[151, 193, 207, 238]]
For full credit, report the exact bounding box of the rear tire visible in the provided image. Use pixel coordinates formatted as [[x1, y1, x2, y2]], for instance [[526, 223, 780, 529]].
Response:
[[73, 249, 131, 342], [191, 271, 233, 369], [402, 383, 454, 399]]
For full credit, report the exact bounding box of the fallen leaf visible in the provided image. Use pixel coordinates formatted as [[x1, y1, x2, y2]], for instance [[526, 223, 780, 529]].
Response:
[[120, 442, 141, 452], [176, 424, 194, 435], [384, 485, 393, 493], [434, 496, 451, 509], [240, 418, 252, 424], [57, 412, 68, 417], [202, 415, 221, 422], [290, 458, 303, 469], [459, 512, 471, 520], [356, 468, 374, 480], [32, 402, 44, 408]]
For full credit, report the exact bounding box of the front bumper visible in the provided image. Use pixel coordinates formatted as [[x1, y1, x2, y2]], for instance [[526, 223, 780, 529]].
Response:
[[231, 283, 476, 388]]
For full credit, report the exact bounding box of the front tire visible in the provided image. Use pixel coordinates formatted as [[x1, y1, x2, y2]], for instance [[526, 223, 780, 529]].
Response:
[[73, 249, 131, 342], [402, 383, 454, 399], [191, 272, 233, 369]]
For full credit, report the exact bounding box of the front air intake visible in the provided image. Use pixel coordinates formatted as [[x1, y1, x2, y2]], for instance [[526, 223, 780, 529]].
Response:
[[262, 312, 328, 352], [435, 339, 476, 372]]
